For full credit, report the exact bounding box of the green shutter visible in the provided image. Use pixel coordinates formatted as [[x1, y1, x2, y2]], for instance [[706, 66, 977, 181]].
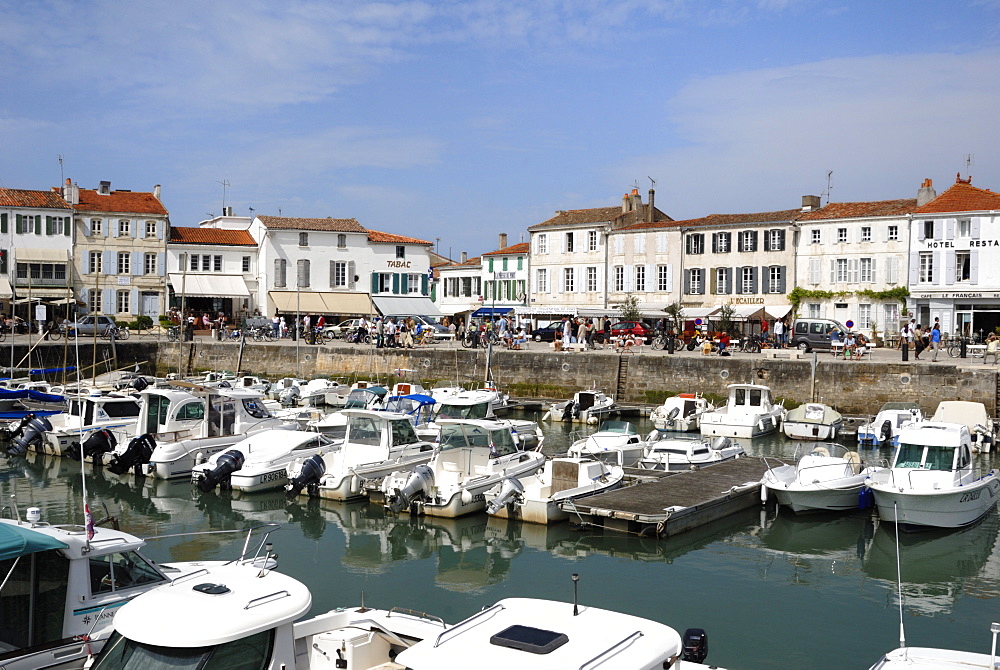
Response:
[[15, 214, 22, 234], [421, 274, 428, 295], [46, 216, 53, 235], [517, 256, 523, 270], [371, 273, 379, 294], [0, 213, 6, 233], [488, 258, 493, 273], [0, 249, 6, 274], [64, 218, 71, 236], [392, 273, 400, 294], [35, 217, 42, 235]]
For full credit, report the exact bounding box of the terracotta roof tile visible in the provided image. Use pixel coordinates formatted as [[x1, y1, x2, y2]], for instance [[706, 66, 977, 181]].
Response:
[[257, 215, 366, 232], [798, 199, 917, 220], [913, 179, 1000, 214], [75, 189, 168, 215], [367, 230, 432, 245], [0, 188, 71, 210], [529, 205, 672, 230], [482, 242, 530, 256], [170, 227, 256, 246]]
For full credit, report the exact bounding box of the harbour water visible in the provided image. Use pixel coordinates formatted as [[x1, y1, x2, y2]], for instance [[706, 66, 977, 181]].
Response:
[[3, 410, 999, 668]]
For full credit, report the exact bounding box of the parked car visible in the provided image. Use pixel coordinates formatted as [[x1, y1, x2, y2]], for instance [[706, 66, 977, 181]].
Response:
[[385, 315, 451, 340], [790, 318, 847, 352], [596, 320, 653, 343], [532, 320, 566, 342], [69, 315, 117, 336], [322, 318, 369, 339]]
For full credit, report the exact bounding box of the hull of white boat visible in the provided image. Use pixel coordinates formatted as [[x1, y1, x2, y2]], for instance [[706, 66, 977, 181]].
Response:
[[224, 466, 292, 493], [571, 444, 645, 467], [488, 478, 624, 525], [872, 645, 997, 669], [769, 481, 866, 513], [701, 412, 781, 439], [640, 452, 742, 472], [651, 416, 699, 432], [405, 458, 544, 518], [869, 474, 1000, 529], [142, 423, 298, 479], [782, 420, 841, 441], [39, 421, 138, 456], [315, 451, 435, 501]]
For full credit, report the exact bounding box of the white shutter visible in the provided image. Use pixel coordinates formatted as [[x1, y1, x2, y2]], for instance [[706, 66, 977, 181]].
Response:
[[657, 232, 667, 253], [970, 250, 980, 284], [849, 259, 858, 283], [665, 264, 673, 293], [908, 253, 919, 285], [615, 236, 624, 255], [870, 258, 877, 284], [829, 259, 836, 284], [945, 251, 956, 285], [946, 219, 955, 239], [809, 258, 820, 285]]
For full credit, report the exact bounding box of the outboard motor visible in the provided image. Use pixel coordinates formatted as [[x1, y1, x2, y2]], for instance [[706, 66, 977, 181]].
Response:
[[712, 436, 731, 451], [8, 415, 53, 456], [878, 420, 893, 446], [485, 477, 524, 515], [681, 628, 709, 664], [387, 464, 434, 514], [561, 401, 574, 422], [3, 414, 35, 442], [665, 406, 680, 427], [107, 434, 157, 476], [280, 386, 300, 407], [285, 454, 327, 499], [196, 449, 246, 492], [69, 429, 118, 463]]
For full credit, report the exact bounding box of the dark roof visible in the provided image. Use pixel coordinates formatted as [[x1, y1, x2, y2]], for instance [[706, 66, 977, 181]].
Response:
[[529, 204, 672, 231], [257, 215, 366, 232], [170, 227, 256, 246], [0, 188, 71, 210], [619, 209, 799, 232], [75, 189, 168, 215], [798, 199, 917, 220], [913, 178, 1000, 214]]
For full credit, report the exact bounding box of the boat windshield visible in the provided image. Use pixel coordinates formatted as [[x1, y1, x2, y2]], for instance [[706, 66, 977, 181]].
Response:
[[894, 443, 955, 470], [92, 629, 274, 670], [347, 416, 383, 446], [89, 550, 167, 594], [598, 421, 637, 434], [439, 424, 518, 456], [344, 389, 376, 409], [437, 402, 490, 420]]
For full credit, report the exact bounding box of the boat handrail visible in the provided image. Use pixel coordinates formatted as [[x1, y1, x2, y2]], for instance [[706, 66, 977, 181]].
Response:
[[387, 606, 447, 628], [433, 602, 505, 647], [170, 567, 210, 586], [579, 630, 644, 670], [759, 455, 787, 478], [142, 523, 280, 565], [245, 590, 291, 610]]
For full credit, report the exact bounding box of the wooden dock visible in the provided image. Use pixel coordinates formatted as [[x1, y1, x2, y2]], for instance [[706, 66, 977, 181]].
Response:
[[560, 457, 775, 538]]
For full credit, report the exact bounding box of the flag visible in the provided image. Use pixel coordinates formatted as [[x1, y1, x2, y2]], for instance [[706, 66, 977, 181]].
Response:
[[84, 503, 94, 541]]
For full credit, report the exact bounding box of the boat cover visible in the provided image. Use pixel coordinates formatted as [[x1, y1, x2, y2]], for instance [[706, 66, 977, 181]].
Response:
[[0, 524, 68, 561]]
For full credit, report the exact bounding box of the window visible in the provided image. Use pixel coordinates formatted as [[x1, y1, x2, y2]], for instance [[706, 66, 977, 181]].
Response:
[[536, 234, 548, 254], [657, 265, 670, 291], [396, 245, 405, 259], [923, 220, 934, 239], [835, 258, 849, 283], [144, 253, 157, 275], [296, 259, 310, 288], [714, 232, 731, 253], [859, 304, 872, 329], [118, 219, 130, 236], [374, 273, 392, 293], [861, 226, 871, 242], [89, 290, 102, 313], [587, 266, 597, 292], [837, 228, 848, 243], [117, 290, 130, 313], [242, 256, 251, 273], [766, 229, 785, 251], [565, 232, 574, 253], [919, 251, 934, 283], [337, 234, 346, 248], [808, 303, 821, 318], [17, 262, 66, 281], [145, 221, 157, 238], [407, 273, 421, 294], [332, 261, 346, 287], [190, 254, 199, 271], [767, 266, 783, 293], [956, 251, 971, 282], [958, 219, 971, 237], [884, 303, 900, 331], [117, 252, 130, 275], [201, 255, 210, 271], [299, 232, 309, 247], [89, 251, 102, 274], [91, 218, 103, 236], [687, 268, 703, 294], [634, 265, 645, 292], [741, 267, 754, 293], [563, 267, 574, 292], [213, 255, 222, 272], [535, 268, 548, 293], [888, 225, 899, 241], [811, 229, 821, 244], [274, 259, 287, 288], [738, 231, 757, 252], [613, 266, 624, 292], [686, 234, 704, 255], [860, 258, 874, 283], [588, 230, 598, 252], [715, 267, 729, 294], [47, 216, 67, 235]]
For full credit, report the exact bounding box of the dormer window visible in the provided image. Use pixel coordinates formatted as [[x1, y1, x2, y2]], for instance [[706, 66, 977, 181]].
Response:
[[396, 246, 405, 259], [98, 181, 111, 195], [299, 232, 308, 247], [337, 234, 346, 248]]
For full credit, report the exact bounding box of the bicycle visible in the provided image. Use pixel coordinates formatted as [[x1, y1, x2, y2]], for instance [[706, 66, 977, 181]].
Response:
[[249, 326, 274, 342], [740, 334, 762, 354], [345, 328, 370, 345], [167, 325, 181, 342], [101, 324, 130, 341], [48, 324, 76, 341]]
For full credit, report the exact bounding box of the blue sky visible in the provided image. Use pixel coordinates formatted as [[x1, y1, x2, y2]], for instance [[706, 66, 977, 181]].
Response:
[[2, 1, 999, 259]]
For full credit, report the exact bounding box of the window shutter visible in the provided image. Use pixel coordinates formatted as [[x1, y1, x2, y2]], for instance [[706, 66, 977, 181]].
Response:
[[972, 219, 981, 239], [763, 232, 771, 252], [778, 230, 785, 250], [735, 266, 744, 294], [946, 219, 955, 239], [274, 259, 284, 288], [870, 258, 877, 284], [104, 250, 114, 273], [421, 273, 428, 295], [82, 288, 90, 310], [933, 220, 943, 240], [131, 223, 138, 238], [488, 258, 493, 273], [158, 222, 164, 240], [15, 215, 22, 235], [750, 231, 758, 251], [970, 250, 980, 283], [0, 250, 6, 274], [157, 252, 165, 277], [917, 224, 925, 242], [371, 273, 379, 294], [777, 266, 786, 294], [392, 273, 400, 294], [945, 251, 955, 285], [710, 268, 718, 294], [45, 216, 53, 235], [908, 253, 919, 284], [64, 218, 71, 236], [737, 234, 744, 253], [830, 259, 836, 284], [112, 222, 119, 238], [849, 259, 858, 284], [103, 288, 115, 314], [0, 213, 6, 233], [329, 261, 336, 288], [665, 264, 673, 293], [348, 261, 356, 290], [750, 267, 758, 294], [132, 252, 141, 276], [33, 217, 41, 235], [103, 220, 109, 237], [808, 258, 819, 284], [684, 269, 691, 294], [711, 234, 718, 253], [130, 289, 139, 313]]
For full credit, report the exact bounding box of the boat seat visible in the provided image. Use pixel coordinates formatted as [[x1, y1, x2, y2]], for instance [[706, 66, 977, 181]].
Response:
[[845, 451, 862, 475]]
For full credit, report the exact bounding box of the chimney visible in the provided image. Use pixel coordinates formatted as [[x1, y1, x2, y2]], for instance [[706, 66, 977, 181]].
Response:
[[631, 188, 641, 213], [154, 184, 161, 201], [647, 188, 655, 221], [801, 195, 821, 212], [498, 233, 507, 250], [461, 251, 468, 263], [62, 178, 79, 205], [622, 193, 630, 213], [917, 178, 937, 206]]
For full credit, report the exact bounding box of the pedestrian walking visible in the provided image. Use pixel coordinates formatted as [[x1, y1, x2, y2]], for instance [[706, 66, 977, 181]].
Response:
[[930, 323, 942, 361]]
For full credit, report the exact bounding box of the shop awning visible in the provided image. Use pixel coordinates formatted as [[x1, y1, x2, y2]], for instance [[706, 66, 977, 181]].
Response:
[[514, 306, 582, 316], [268, 291, 374, 315], [724, 305, 767, 320], [471, 307, 513, 317], [0, 277, 12, 300], [15, 288, 73, 300], [765, 305, 792, 319], [15, 248, 68, 263], [680, 307, 718, 319], [372, 296, 442, 317], [169, 273, 250, 298]]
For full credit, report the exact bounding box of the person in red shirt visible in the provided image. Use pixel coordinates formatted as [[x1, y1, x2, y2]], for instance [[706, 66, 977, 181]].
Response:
[[718, 331, 731, 354]]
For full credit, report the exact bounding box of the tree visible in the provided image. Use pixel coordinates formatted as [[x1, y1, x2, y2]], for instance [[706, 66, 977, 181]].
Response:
[[663, 302, 685, 333], [716, 304, 735, 334], [618, 294, 642, 322]]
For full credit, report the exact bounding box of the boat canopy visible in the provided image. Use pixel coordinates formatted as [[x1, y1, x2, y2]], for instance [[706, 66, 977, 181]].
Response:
[[0, 524, 68, 561]]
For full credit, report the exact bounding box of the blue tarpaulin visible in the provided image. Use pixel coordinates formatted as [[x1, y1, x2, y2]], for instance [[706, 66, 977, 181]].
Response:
[[471, 307, 513, 317]]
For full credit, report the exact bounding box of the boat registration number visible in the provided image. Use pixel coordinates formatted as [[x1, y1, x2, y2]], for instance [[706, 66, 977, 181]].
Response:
[[260, 470, 287, 484]]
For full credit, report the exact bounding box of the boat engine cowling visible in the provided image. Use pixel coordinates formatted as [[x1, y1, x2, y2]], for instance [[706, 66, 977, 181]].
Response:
[[486, 477, 524, 515], [197, 449, 246, 492], [387, 464, 434, 514], [3, 414, 35, 442], [879, 420, 893, 445], [681, 628, 709, 664], [70, 429, 118, 462], [285, 454, 326, 499], [712, 436, 731, 451], [8, 415, 52, 456], [666, 406, 680, 425], [107, 434, 157, 476], [561, 401, 575, 422]]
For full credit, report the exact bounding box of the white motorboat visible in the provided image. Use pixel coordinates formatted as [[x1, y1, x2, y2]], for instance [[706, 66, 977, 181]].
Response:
[[931, 400, 995, 452], [650, 392, 715, 432], [191, 430, 339, 493], [425, 390, 544, 450], [100, 384, 296, 479], [342, 384, 389, 410], [484, 457, 626, 524], [638, 433, 745, 472], [38, 394, 141, 456], [544, 387, 615, 424], [781, 402, 844, 441], [761, 443, 875, 513], [0, 506, 276, 670], [871, 625, 1000, 670], [865, 421, 1000, 530], [383, 392, 438, 429], [428, 379, 465, 401], [699, 383, 785, 439], [376, 419, 545, 518], [566, 420, 645, 466], [285, 409, 437, 501], [92, 569, 720, 670], [858, 402, 923, 447]]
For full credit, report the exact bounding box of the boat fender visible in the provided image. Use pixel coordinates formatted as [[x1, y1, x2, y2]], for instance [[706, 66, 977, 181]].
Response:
[[681, 628, 709, 664], [350, 474, 360, 495], [760, 485, 768, 504], [541, 411, 551, 421], [858, 486, 874, 510], [8, 415, 53, 457], [461, 488, 474, 505], [587, 415, 598, 425]]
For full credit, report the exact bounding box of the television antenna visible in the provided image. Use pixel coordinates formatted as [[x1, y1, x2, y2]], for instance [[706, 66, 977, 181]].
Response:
[[821, 171, 833, 204], [217, 179, 231, 212]]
